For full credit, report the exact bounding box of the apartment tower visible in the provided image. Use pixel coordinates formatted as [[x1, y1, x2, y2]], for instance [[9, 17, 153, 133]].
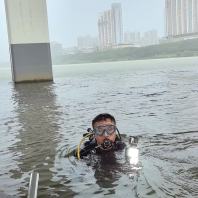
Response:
[[98, 3, 123, 50], [165, 0, 198, 37]]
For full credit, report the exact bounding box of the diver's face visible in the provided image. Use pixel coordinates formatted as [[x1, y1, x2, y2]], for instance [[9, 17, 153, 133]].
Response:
[[93, 119, 116, 145]]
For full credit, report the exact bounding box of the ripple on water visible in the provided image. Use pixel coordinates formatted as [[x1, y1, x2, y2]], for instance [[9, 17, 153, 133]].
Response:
[[1, 59, 198, 197], [140, 131, 198, 197]]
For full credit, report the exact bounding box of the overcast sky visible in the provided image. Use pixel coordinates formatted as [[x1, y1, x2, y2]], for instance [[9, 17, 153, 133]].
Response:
[[0, 0, 165, 63]]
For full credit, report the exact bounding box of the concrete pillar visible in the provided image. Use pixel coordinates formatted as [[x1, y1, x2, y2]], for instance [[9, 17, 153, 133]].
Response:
[[4, 0, 53, 83]]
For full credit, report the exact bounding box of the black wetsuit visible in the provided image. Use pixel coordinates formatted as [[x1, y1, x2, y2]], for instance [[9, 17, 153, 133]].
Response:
[[75, 137, 126, 158]]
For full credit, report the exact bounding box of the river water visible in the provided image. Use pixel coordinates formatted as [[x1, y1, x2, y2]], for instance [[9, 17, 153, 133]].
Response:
[[0, 57, 198, 197]]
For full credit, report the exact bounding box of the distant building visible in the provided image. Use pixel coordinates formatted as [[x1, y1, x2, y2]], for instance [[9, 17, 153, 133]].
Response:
[[112, 3, 123, 44], [98, 3, 123, 50], [64, 46, 79, 55], [124, 32, 141, 45], [165, 0, 198, 38], [142, 30, 159, 46], [77, 35, 98, 53], [124, 30, 159, 46], [193, 0, 198, 33], [50, 42, 64, 58]]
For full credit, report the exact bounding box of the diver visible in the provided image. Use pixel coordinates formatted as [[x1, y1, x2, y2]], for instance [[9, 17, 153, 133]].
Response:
[[66, 113, 126, 159]]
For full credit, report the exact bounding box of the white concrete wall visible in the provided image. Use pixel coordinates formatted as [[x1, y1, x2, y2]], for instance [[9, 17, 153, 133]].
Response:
[[5, 0, 50, 44]]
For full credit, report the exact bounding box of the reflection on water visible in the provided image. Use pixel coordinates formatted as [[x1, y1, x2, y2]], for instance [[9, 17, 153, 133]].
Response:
[[56, 145, 141, 198], [0, 57, 198, 197], [92, 152, 126, 190], [9, 82, 75, 197]]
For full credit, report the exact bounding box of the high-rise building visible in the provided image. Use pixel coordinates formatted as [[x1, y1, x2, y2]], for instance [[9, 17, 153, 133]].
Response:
[[177, 0, 182, 35], [172, 0, 177, 35], [188, 0, 193, 33], [193, 0, 198, 32], [111, 3, 123, 45], [165, 0, 172, 36], [98, 3, 123, 50], [165, 0, 198, 37], [181, 0, 188, 34]]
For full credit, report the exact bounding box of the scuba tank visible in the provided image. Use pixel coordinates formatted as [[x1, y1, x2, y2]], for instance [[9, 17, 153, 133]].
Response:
[[125, 136, 139, 165]]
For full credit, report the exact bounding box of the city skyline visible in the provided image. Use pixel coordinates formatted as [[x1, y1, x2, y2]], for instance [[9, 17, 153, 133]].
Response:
[[0, 0, 165, 62], [55, 2, 161, 52]]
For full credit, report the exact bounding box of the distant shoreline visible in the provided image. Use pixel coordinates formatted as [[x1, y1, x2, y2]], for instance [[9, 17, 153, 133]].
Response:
[[53, 38, 198, 65], [54, 54, 198, 66], [3, 56, 198, 69], [2, 38, 198, 67]]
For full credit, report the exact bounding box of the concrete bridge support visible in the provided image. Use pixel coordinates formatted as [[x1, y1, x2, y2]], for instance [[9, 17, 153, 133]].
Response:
[[4, 0, 53, 82]]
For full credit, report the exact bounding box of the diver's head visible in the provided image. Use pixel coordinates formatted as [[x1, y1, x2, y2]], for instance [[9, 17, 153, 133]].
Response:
[[92, 113, 117, 146]]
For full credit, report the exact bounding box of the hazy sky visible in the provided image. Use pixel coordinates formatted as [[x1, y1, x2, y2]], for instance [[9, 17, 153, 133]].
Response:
[[0, 0, 164, 62]]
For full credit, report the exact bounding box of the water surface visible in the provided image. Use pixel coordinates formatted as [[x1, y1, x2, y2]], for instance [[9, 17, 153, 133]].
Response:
[[0, 57, 198, 197]]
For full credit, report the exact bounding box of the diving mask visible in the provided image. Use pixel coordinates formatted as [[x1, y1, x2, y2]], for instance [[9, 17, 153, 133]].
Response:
[[93, 125, 116, 136]]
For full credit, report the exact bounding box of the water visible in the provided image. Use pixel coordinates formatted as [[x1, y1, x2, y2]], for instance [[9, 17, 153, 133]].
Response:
[[0, 57, 198, 197]]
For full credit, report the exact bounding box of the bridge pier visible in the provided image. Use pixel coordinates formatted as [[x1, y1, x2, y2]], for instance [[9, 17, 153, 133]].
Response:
[[4, 0, 53, 83]]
